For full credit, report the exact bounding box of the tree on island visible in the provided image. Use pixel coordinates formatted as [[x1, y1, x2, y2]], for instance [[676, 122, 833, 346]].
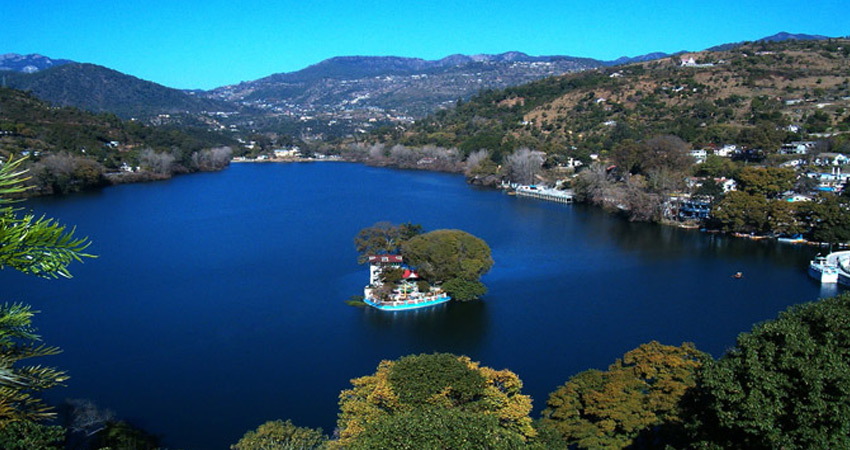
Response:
[[353, 221, 422, 264], [401, 229, 493, 301], [0, 156, 95, 447], [355, 223, 493, 301]]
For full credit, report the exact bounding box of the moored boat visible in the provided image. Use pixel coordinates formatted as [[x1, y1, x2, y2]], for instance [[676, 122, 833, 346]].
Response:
[[809, 255, 839, 284]]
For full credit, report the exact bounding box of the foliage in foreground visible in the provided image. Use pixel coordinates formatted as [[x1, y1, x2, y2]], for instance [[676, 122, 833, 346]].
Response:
[[0, 420, 64, 450], [231, 419, 327, 450], [686, 292, 850, 449], [333, 353, 535, 448], [542, 341, 708, 449], [0, 156, 94, 278], [346, 406, 525, 450], [0, 156, 93, 448]]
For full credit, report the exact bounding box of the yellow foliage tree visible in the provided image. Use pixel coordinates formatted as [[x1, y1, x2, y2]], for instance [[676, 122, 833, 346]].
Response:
[[333, 353, 535, 448], [542, 341, 708, 449]]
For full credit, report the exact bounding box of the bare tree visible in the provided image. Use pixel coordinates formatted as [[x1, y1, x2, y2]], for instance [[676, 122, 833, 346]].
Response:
[[389, 145, 417, 166], [465, 149, 491, 176], [140, 148, 175, 175], [367, 144, 387, 161], [573, 163, 617, 205], [65, 398, 115, 436], [504, 147, 544, 184], [192, 146, 233, 171]]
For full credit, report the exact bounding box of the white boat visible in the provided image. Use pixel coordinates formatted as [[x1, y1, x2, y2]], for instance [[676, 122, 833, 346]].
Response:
[[809, 255, 839, 284]]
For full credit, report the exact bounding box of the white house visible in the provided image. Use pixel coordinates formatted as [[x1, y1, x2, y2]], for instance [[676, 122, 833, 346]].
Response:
[[367, 255, 403, 285], [273, 147, 301, 158], [779, 141, 815, 155], [780, 159, 805, 168], [714, 145, 738, 158], [716, 177, 737, 193], [806, 166, 850, 190], [690, 149, 708, 164], [814, 153, 849, 167], [782, 192, 813, 203]]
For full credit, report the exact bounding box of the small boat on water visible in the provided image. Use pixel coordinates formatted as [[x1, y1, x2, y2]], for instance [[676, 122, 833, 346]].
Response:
[[732, 272, 743, 279], [809, 255, 839, 284]]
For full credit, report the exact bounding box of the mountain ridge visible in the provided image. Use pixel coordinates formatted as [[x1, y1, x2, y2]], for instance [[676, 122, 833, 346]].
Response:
[[2, 62, 237, 119]]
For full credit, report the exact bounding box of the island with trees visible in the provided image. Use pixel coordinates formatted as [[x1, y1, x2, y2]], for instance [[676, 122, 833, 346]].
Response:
[[354, 222, 493, 309]]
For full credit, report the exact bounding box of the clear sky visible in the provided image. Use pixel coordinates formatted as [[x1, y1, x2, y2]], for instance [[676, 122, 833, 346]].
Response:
[[3, 0, 848, 90]]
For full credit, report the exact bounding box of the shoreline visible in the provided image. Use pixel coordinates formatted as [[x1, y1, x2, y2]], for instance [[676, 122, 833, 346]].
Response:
[[230, 156, 345, 164]]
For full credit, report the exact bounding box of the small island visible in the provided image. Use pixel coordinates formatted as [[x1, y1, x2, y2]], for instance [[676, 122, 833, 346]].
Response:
[[363, 255, 451, 310], [355, 222, 493, 310]]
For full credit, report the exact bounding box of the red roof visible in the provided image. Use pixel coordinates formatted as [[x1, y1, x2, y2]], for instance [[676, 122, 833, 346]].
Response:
[[368, 255, 403, 264], [402, 269, 419, 279]]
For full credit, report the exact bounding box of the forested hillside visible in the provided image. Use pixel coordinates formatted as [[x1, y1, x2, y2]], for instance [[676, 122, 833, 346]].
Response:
[[0, 87, 235, 195]]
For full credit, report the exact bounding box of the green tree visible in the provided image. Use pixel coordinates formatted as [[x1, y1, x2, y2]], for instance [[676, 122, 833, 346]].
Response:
[[401, 229, 493, 301], [641, 135, 693, 175], [735, 166, 796, 198], [353, 221, 422, 264], [441, 277, 488, 302], [0, 420, 64, 450], [797, 194, 850, 244], [334, 353, 535, 448], [609, 139, 645, 175], [90, 420, 160, 450], [694, 155, 738, 178], [232, 419, 327, 450], [736, 122, 783, 152], [710, 191, 770, 233], [686, 293, 850, 449], [541, 342, 707, 450], [347, 407, 525, 450]]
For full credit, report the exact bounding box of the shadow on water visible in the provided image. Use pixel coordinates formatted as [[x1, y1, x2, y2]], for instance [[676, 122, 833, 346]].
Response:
[[570, 203, 819, 269], [361, 300, 489, 354]]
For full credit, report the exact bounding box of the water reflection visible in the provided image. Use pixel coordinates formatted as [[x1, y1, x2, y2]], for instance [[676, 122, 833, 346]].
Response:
[[362, 301, 489, 353]]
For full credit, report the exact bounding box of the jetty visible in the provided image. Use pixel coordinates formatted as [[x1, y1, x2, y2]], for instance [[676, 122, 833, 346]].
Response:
[[514, 185, 574, 204]]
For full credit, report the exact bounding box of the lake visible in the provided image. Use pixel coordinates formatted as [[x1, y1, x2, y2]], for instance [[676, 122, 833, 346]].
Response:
[[0, 162, 835, 449]]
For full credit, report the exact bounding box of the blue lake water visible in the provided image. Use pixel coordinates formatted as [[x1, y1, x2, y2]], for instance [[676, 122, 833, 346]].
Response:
[[0, 162, 835, 449]]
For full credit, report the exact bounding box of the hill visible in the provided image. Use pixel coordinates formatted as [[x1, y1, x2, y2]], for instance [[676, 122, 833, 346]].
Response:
[[206, 52, 604, 119], [376, 38, 850, 160], [2, 63, 237, 119], [0, 53, 73, 73], [0, 87, 236, 194], [707, 31, 830, 51]]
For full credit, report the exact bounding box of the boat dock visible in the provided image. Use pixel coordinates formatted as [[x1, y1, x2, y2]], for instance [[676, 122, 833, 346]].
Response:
[[514, 185, 574, 204]]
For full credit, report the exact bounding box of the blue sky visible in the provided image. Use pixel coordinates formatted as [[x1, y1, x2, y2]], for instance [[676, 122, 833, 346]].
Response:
[[3, 0, 848, 90]]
